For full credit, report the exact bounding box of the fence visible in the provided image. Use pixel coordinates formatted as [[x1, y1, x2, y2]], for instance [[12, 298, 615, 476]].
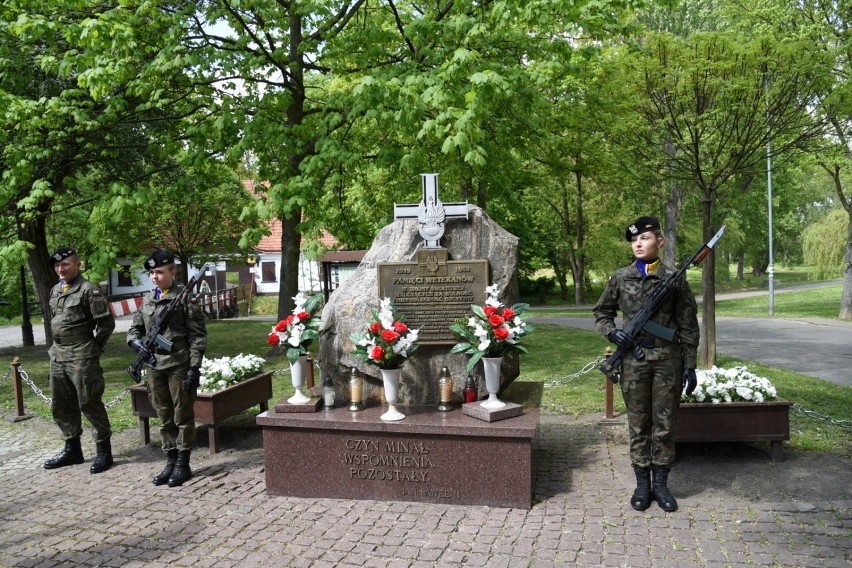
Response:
[[107, 284, 253, 320]]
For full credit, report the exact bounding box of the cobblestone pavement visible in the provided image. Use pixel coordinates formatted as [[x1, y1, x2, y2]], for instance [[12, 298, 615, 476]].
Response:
[[1, 411, 849, 567]]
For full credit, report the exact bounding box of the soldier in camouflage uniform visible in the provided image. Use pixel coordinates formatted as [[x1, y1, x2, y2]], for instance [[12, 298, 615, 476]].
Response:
[[127, 250, 206, 487], [593, 216, 699, 512], [44, 247, 116, 474]]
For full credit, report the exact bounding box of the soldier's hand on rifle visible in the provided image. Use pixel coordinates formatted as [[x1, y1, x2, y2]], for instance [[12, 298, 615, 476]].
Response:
[[607, 329, 633, 350], [130, 339, 151, 360], [184, 366, 201, 393], [682, 368, 697, 396]]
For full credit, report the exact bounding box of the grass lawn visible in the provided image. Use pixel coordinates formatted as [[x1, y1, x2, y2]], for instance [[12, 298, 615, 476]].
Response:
[[714, 285, 843, 319], [2, 320, 848, 457], [521, 265, 822, 307]]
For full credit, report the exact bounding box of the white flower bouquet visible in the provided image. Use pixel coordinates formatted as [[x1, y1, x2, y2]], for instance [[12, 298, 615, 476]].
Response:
[[682, 365, 778, 404], [199, 353, 266, 393], [450, 284, 533, 372]]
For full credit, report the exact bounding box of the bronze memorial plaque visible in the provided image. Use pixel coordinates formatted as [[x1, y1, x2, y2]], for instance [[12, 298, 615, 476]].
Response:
[[378, 249, 489, 345]]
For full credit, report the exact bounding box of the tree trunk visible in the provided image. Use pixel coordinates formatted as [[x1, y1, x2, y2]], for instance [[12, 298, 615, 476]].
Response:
[[277, 208, 302, 319], [840, 209, 852, 320], [663, 141, 684, 268], [572, 169, 586, 305], [698, 191, 717, 368], [663, 180, 684, 268], [20, 205, 57, 346], [736, 251, 744, 281]]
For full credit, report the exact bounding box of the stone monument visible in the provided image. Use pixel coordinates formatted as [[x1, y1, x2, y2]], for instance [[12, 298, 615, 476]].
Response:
[[258, 173, 540, 509], [318, 173, 521, 406]]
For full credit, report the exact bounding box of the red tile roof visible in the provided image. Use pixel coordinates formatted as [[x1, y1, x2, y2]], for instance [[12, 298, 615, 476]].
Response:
[[244, 180, 341, 254]]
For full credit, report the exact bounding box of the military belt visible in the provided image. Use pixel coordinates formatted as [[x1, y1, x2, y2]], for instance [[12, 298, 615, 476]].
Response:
[[53, 332, 94, 345]]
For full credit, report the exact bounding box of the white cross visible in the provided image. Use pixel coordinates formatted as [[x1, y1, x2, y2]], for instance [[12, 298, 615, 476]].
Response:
[[394, 174, 468, 248]]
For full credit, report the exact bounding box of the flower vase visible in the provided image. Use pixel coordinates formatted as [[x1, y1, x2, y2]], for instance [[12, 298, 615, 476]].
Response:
[[380, 368, 405, 421], [287, 355, 311, 404], [480, 356, 506, 409]]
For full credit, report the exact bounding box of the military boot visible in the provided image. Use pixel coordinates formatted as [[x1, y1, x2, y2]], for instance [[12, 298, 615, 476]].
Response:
[[44, 437, 84, 469], [652, 466, 678, 512], [90, 439, 114, 474], [630, 466, 652, 511], [153, 449, 178, 486], [167, 450, 192, 487]]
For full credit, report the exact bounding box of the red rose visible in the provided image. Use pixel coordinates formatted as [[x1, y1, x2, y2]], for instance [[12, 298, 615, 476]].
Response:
[[483, 306, 498, 316], [369, 345, 384, 360], [381, 329, 400, 343], [494, 326, 510, 341], [296, 311, 310, 321], [369, 322, 382, 334], [267, 332, 280, 346], [274, 319, 288, 332], [393, 321, 408, 333], [489, 314, 504, 327], [501, 308, 515, 321]]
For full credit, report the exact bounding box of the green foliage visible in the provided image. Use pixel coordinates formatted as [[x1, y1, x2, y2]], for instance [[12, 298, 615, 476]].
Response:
[[803, 209, 849, 280]]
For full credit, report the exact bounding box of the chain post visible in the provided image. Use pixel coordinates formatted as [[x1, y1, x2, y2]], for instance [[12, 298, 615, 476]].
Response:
[[603, 347, 614, 420], [11, 357, 34, 422]]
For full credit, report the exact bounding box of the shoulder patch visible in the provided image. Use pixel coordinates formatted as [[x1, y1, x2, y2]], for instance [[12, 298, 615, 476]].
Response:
[[91, 296, 110, 318]]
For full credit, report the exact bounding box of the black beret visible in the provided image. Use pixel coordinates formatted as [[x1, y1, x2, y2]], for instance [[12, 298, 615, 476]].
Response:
[[144, 250, 175, 270], [49, 247, 77, 265], [625, 216, 661, 241]]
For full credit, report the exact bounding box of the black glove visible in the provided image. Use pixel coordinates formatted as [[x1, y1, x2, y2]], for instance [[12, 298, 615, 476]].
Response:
[[184, 366, 201, 392], [682, 368, 697, 396], [130, 339, 151, 360], [607, 329, 633, 350]]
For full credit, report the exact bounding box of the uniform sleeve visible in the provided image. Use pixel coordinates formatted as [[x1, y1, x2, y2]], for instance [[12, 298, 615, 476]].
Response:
[[675, 276, 700, 369], [126, 308, 146, 345], [186, 296, 207, 367], [593, 274, 620, 338], [88, 287, 115, 351]]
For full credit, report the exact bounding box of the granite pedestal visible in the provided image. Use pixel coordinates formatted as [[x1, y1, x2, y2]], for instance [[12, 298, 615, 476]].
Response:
[[257, 382, 541, 508]]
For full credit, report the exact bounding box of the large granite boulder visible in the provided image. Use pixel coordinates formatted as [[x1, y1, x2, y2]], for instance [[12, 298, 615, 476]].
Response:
[[318, 205, 520, 406]]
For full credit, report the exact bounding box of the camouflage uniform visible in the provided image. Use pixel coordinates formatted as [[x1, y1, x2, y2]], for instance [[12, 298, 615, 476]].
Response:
[[127, 286, 207, 451], [48, 275, 115, 443], [593, 261, 699, 468]]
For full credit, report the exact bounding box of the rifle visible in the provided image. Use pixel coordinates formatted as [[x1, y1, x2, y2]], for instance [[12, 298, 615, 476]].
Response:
[[599, 226, 726, 383], [126, 263, 210, 383]]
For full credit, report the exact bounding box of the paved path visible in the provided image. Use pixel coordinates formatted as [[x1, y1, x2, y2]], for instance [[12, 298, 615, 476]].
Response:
[[1, 409, 850, 567]]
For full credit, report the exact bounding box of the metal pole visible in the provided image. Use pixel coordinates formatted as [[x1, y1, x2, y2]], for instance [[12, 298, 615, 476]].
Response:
[[767, 133, 775, 316], [765, 77, 775, 316], [214, 266, 220, 319]]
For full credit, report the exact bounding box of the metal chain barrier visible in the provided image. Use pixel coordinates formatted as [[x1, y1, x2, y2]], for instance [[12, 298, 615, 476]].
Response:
[[104, 387, 133, 410], [544, 355, 605, 388], [792, 403, 852, 430], [14, 363, 134, 411], [18, 366, 52, 405]]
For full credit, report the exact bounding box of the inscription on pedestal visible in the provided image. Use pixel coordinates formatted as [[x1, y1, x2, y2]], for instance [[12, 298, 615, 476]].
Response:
[[341, 438, 461, 498], [378, 249, 489, 345]]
